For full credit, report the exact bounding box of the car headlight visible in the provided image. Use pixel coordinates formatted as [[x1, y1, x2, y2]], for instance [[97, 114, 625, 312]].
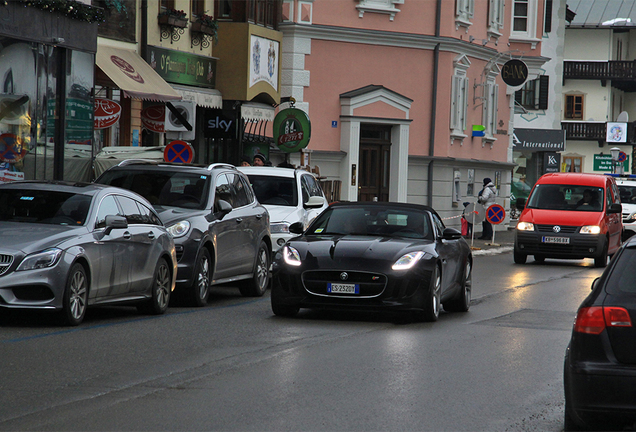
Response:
[[516, 221, 535, 231], [283, 245, 302, 267], [392, 251, 427, 270], [167, 221, 191, 238], [270, 223, 290, 234], [580, 225, 601, 234], [17, 248, 62, 271]]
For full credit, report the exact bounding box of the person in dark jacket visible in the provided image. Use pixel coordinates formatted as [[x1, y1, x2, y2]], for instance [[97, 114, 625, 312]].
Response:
[[477, 177, 497, 240]]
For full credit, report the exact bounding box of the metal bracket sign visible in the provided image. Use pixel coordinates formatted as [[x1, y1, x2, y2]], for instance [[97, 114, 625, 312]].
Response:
[[273, 108, 311, 153]]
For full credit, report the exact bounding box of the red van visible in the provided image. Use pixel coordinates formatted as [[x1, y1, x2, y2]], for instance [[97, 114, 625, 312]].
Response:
[[514, 173, 623, 267]]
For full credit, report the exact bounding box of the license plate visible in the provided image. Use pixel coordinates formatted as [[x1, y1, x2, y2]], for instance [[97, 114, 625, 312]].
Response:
[[542, 236, 570, 244], [328, 283, 359, 294]]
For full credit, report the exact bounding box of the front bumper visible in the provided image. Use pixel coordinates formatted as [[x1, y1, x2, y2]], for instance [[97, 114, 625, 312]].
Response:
[[514, 228, 606, 259], [0, 258, 68, 311]]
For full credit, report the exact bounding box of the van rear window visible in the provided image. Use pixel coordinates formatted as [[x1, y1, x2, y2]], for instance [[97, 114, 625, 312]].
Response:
[[526, 184, 604, 211]]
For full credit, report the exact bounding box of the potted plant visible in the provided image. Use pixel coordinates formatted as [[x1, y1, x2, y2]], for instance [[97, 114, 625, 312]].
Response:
[[158, 8, 187, 28], [191, 13, 218, 42]]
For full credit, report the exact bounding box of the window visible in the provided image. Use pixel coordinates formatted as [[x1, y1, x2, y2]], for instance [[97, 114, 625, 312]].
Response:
[[215, 0, 232, 19], [515, 76, 549, 110], [511, 0, 538, 45], [356, 0, 404, 21], [456, 0, 474, 29], [488, 0, 505, 36], [229, 173, 250, 207], [96, 195, 121, 229], [563, 156, 582, 173], [482, 70, 500, 141], [564, 94, 584, 120], [116, 195, 144, 225], [450, 55, 470, 138], [192, 0, 205, 19], [160, 0, 175, 13]]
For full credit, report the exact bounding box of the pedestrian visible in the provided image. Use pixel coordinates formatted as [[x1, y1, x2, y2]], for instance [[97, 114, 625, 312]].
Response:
[[477, 177, 497, 240], [253, 153, 267, 166], [239, 155, 252, 167]]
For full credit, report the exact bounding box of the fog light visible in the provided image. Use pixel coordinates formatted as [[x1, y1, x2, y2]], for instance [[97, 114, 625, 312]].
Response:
[[277, 238, 286, 246]]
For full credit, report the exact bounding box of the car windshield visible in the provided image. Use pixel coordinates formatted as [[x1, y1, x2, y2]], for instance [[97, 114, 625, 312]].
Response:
[[97, 170, 209, 209], [307, 206, 433, 240], [618, 185, 636, 204], [246, 175, 298, 207], [526, 184, 605, 212], [0, 189, 92, 225]]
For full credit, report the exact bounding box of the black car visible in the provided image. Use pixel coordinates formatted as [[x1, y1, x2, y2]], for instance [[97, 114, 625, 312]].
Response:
[[564, 236, 636, 431], [270, 202, 472, 321], [96, 161, 271, 305]]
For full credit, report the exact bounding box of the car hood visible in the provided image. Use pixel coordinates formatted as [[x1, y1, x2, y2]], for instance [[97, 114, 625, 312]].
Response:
[[520, 208, 603, 226], [0, 222, 85, 254], [154, 206, 208, 226], [287, 235, 436, 270], [263, 205, 300, 223]]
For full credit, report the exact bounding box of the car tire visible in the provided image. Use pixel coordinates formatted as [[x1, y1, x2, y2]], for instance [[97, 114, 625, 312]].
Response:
[[443, 259, 471, 313], [514, 246, 527, 264], [534, 255, 545, 263], [188, 248, 211, 307], [138, 257, 171, 315], [239, 241, 270, 297], [420, 265, 441, 322], [61, 263, 88, 326], [594, 243, 608, 268]]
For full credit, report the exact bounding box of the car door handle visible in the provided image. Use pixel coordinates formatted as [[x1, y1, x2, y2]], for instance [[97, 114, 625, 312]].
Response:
[[236, 218, 243, 223], [123, 231, 131, 240], [148, 232, 155, 239]]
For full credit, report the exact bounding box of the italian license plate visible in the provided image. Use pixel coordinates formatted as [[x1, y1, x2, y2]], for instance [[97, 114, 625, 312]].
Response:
[[328, 283, 359, 294], [542, 236, 570, 244]]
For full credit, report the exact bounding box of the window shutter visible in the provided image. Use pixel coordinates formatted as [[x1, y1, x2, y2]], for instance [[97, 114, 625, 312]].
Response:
[[538, 75, 549, 110], [468, 0, 474, 18], [498, 0, 505, 29], [456, 0, 462, 16], [544, 0, 553, 33], [451, 76, 459, 129], [461, 77, 468, 130], [514, 89, 523, 105]]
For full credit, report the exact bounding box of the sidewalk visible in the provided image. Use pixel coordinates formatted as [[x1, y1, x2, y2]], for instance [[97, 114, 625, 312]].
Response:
[[463, 225, 515, 256]]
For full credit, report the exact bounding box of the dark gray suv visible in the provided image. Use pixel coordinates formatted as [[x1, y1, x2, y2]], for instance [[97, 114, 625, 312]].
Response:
[[96, 162, 271, 305]]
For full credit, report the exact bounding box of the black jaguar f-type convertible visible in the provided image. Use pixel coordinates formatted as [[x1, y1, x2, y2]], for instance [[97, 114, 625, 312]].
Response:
[[270, 202, 473, 321]]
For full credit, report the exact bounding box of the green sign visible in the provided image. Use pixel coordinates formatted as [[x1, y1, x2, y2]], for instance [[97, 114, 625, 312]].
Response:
[[593, 154, 629, 172], [273, 108, 311, 153], [146, 46, 216, 88]]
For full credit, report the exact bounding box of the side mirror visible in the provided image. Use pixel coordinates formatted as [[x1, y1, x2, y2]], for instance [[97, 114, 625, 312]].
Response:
[[608, 203, 622, 214], [104, 214, 128, 235], [516, 198, 526, 210], [215, 199, 232, 217], [289, 221, 304, 234], [441, 227, 462, 240], [304, 196, 326, 209]]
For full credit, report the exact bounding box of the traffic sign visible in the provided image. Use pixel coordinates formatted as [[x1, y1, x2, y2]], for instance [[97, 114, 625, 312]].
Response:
[[0, 133, 27, 163], [486, 204, 506, 225], [464, 202, 485, 224], [164, 140, 194, 164], [619, 151, 628, 162]]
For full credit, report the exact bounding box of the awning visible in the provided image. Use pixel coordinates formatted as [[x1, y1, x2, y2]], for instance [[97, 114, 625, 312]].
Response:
[[241, 102, 275, 122], [172, 84, 222, 109], [96, 46, 181, 102]]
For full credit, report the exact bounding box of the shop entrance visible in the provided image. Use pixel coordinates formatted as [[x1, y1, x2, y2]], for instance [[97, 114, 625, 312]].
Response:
[[358, 125, 391, 202]]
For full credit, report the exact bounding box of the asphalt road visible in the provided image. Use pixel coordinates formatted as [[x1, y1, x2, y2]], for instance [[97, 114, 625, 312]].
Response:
[[0, 248, 602, 431]]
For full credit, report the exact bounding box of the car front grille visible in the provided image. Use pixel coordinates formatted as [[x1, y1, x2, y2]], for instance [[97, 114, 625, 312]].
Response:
[[302, 270, 387, 298], [536, 225, 578, 234], [0, 254, 13, 276]]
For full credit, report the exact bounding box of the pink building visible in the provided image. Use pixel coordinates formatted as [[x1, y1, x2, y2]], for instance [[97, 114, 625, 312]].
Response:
[[276, 0, 558, 227]]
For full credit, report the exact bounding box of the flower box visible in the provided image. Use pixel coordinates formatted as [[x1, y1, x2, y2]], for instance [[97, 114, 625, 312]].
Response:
[[158, 15, 188, 28], [191, 21, 217, 36]]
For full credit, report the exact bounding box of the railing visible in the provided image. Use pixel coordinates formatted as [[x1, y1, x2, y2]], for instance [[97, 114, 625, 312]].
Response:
[[562, 121, 636, 143], [564, 61, 636, 80]]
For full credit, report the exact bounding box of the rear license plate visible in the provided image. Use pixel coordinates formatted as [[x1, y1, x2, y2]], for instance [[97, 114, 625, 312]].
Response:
[[542, 236, 570, 244], [328, 283, 359, 294]]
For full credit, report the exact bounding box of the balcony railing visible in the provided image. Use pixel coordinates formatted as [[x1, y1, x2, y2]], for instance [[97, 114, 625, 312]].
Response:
[[564, 61, 636, 91], [562, 121, 636, 143]]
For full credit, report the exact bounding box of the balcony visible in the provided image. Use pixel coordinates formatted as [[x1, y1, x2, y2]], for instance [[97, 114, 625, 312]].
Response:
[[564, 61, 636, 92], [562, 121, 636, 143]]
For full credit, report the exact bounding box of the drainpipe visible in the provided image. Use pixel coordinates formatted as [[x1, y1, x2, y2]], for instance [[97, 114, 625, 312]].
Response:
[[427, 0, 442, 206]]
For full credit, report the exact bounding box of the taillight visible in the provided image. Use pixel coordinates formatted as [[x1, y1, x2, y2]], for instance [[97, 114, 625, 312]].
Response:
[[574, 306, 633, 335]]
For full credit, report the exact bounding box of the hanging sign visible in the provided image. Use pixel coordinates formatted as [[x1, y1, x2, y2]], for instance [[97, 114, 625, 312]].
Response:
[[141, 105, 165, 133], [273, 108, 311, 153], [94, 99, 122, 130], [501, 59, 528, 87]]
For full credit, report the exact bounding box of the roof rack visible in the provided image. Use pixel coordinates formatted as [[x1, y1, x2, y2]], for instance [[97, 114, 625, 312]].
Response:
[[117, 159, 161, 167], [207, 163, 236, 170]]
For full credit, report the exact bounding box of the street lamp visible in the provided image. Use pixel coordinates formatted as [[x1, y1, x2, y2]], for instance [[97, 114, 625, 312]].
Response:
[[611, 147, 621, 174]]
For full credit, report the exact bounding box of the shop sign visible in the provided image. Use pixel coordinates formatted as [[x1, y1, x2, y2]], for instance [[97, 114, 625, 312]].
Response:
[[501, 59, 528, 87], [0, 169, 24, 183], [146, 46, 216, 88], [593, 154, 629, 172], [141, 105, 165, 133], [94, 99, 121, 130], [543, 152, 561, 173], [203, 109, 237, 139], [273, 108, 311, 153], [512, 128, 565, 152], [66, 98, 93, 145], [607, 122, 627, 143]]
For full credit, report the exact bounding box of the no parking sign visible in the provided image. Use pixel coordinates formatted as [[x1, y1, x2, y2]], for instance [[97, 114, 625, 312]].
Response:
[[164, 140, 194, 164], [0, 133, 27, 163], [486, 204, 506, 225]]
